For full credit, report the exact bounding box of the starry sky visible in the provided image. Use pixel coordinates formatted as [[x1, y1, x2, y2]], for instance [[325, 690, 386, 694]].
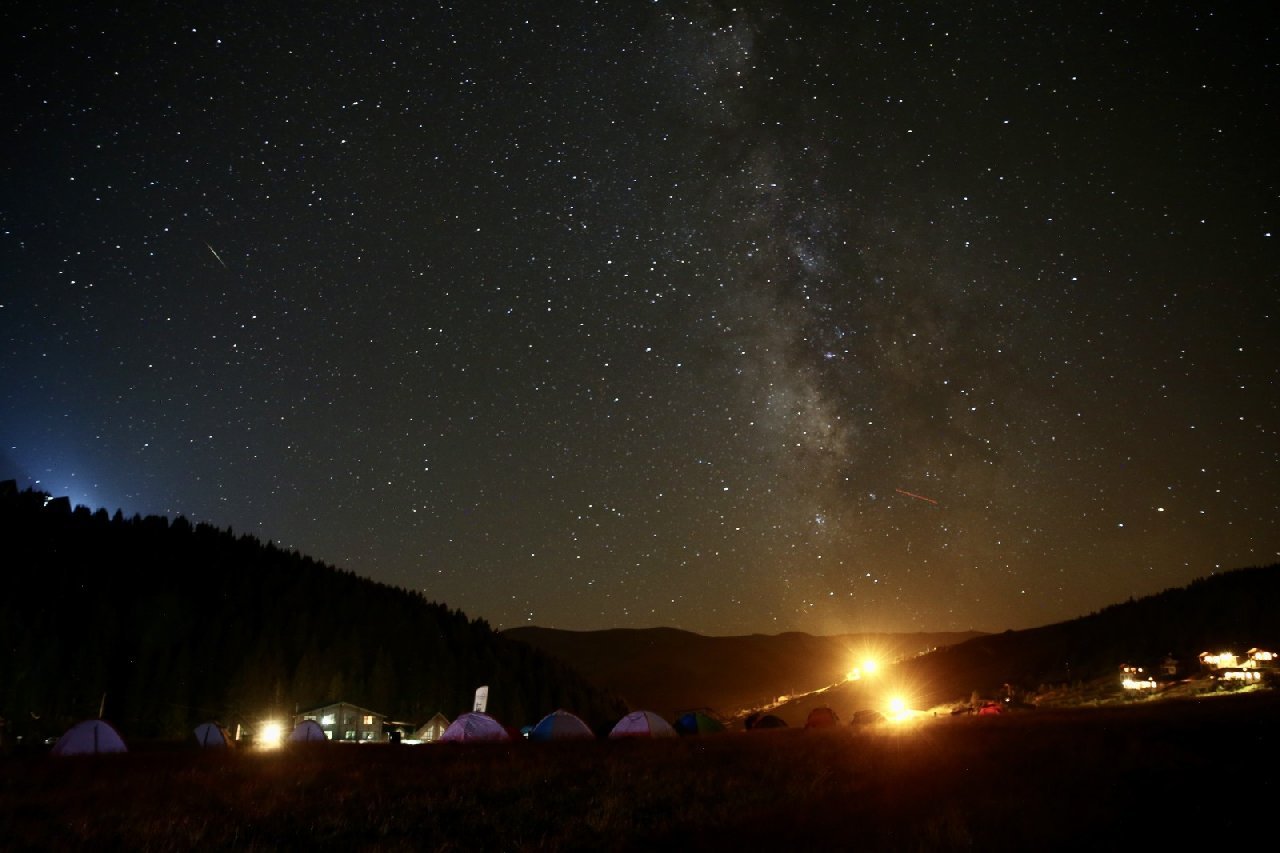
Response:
[[3, 2, 1277, 635]]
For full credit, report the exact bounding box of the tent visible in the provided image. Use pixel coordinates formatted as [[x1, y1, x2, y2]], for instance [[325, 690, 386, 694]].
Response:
[[289, 719, 327, 742], [412, 712, 451, 743], [439, 712, 511, 743], [51, 719, 127, 756], [804, 706, 840, 729], [193, 721, 233, 747], [851, 709, 886, 726], [674, 711, 725, 736], [609, 710, 677, 739], [746, 713, 788, 730], [529, 709, 594, 742]]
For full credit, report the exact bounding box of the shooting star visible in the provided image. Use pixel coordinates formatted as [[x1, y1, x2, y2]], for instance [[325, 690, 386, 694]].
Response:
[[895, 488, 938, 505], [205, 241, 228, 269]]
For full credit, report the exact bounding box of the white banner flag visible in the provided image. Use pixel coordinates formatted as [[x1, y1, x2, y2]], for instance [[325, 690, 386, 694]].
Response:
[[473, 685, 489, 713]]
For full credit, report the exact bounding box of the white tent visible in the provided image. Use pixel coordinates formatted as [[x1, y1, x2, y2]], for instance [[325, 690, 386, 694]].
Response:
[[193, 721, 233, 748], [289, 719, 327, 742], [51, 719, 127, 756], [608, 710, 677, 739], [439, 712, 510, 742]]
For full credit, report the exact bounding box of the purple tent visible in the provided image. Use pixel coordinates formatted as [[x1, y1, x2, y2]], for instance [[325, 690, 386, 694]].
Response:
[[440, 712, 511, 742], [609, 710, 676, 739], [51, 719, 127, 756]]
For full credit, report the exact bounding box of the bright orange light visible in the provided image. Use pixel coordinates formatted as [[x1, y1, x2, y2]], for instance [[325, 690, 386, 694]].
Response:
[[846, 668, 861, 681], [258, 721, 284, 749], [862, 659, 879, 676], [888, 697, 905, 714]]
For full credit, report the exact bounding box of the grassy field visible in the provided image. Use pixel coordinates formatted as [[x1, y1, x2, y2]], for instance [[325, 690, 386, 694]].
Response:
[[3, 691, 1277, 851]]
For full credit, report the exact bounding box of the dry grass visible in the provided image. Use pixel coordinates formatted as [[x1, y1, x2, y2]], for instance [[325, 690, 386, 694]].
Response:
[[3, 691, 1277, 851]]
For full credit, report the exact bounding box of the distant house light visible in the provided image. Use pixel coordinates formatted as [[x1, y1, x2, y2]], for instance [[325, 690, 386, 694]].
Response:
[[1120, 664, 1155, 690], [1200, 651, 1239, 669], [1219, 669, 1261, 682]]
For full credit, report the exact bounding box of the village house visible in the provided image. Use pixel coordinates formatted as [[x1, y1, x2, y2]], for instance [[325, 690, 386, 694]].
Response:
[[295, 702, 386, 742], [1246, 648, 1276, 669], [1197, 648, 1275, 684], [410, 712, 451, 743], [1120, 664, 1156, 690]]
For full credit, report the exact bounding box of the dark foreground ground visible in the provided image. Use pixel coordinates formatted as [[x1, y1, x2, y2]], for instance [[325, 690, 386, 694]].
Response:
[[3, 691, 1277, 852]]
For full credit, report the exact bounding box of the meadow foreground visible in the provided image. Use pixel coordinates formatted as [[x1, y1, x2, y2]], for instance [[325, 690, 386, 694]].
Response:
[[3, 691, 1276, 852]]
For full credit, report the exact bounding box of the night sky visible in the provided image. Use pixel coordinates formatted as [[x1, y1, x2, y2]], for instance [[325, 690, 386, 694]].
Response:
[[3, 2, 1277, 635]]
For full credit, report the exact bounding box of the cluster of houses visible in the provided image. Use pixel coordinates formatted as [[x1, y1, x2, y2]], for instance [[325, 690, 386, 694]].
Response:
[[1120, 647, 1275, 691], [292, 701, 451, 744]]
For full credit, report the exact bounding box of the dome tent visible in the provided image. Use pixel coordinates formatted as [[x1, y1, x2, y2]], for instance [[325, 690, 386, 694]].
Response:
[[804, 706, 840, 729], [746, 713, 788, 730], [289, 719, 327, 742], [851, 709, 886, 726], [609, 710, 677, 739], [51, 719, 127, 756], [674, 711, 725, 736], [193, 721, 234, 747], [440, 712, 511, 742], [529, 709, 594, 742]]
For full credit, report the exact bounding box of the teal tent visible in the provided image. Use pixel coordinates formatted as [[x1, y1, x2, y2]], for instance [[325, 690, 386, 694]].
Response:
[[529, 709, 594, 742], [674, 711, 725, 736]]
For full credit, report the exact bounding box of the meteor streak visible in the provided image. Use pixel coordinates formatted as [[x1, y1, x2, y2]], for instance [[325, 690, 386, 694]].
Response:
[[205, 241, 228, 269], [895, 488, 938, 505]]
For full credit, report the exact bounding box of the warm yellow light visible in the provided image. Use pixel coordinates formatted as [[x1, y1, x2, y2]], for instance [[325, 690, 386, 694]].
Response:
[[259, 721, 284, 748], [888, 696, 905, 714], [846, 668, 861, 681], [862, 659, 879, 676]]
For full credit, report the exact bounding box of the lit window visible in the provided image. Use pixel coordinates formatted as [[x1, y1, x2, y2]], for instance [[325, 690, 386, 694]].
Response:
[[363, 715, 374, 725]]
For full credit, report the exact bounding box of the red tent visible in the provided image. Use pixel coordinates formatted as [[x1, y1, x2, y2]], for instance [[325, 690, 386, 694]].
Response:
[[804, 706, 840, 729]]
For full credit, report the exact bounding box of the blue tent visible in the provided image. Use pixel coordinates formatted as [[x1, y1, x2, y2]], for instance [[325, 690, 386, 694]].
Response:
[[51, 719, 127, 756], [529, 709, 594, 742], [674, 711, 725, 736]]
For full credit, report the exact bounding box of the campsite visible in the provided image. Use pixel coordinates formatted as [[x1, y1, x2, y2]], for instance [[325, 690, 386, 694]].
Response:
[[3, 690, 1277, 850], [5, 489, 1279, 848]]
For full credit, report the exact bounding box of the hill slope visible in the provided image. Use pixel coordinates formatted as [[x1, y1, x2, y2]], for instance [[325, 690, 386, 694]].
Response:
[[504, 626, 984, 716], [0, 482, 624, 740], [764, 564, 1280, 724]]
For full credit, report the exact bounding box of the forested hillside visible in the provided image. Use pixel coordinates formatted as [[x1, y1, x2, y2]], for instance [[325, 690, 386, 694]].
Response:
[[893, 563, 1280, 704], [0, 482, 624, 740], [505, 626, 985, 716]]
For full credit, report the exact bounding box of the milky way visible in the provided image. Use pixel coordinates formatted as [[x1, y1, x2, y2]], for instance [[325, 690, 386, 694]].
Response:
[[2, 2, 1276, 633]]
